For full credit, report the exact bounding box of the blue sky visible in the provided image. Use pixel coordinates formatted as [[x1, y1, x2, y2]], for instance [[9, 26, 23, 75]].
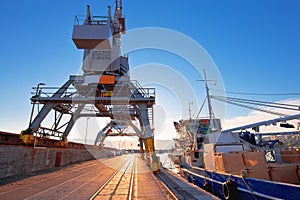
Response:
[[1, 0, 300, 135]]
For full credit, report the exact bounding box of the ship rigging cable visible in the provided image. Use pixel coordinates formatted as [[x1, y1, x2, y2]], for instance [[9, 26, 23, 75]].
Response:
[[210, 95, 300, 116], [210, 89, 300, 96], [213, 96, 300, 111]]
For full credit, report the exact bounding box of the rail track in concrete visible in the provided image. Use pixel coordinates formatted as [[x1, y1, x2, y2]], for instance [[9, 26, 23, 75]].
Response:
[[0, 154, 177, 200], [90, 154, 179, 200], [90, 156, 136, 200]]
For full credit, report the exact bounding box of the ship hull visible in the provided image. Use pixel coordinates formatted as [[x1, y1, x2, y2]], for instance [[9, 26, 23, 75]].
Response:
[[181, 166, 300, 200]]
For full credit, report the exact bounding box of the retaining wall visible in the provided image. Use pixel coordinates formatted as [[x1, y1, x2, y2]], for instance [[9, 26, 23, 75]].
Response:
[[0, 145, 110, 179]]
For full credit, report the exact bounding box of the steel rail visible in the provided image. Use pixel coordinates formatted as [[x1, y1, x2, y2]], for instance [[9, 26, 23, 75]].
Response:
[[128, 158, 136, 200], [89, 156, 135, 200]]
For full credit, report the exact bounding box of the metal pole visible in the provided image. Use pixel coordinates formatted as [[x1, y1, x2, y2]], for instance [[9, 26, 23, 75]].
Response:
[[34, 83, 45, 148], [204, 69, 213, 125], [85, 117, 90, 145], [188, 101, 193, 120], [29, 83, 45, 127]]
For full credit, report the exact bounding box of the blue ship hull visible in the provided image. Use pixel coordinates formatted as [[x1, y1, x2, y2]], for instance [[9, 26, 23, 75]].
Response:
[[181, 167, 300, 200]]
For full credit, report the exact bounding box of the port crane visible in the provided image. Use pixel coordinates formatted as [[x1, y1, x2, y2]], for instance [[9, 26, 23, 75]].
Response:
[[20, 0, 160, 172]]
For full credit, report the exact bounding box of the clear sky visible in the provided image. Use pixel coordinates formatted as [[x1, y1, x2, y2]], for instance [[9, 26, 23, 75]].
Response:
[[1, 0, 300, 142]]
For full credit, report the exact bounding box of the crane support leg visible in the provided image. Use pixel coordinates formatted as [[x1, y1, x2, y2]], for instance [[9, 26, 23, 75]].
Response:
[[128, 121, 142, 136], [29, 78, 75, 133], [94, 121, 114, 146], [21, 78, 75, 144], [144, 137, 160, 173], [61, 104, 84, 146], [21, 103, 55, 144], [140, 104, 152, 137], [139, 138, 144, 154], [62, 104, 84, 138], [29, 103, 54, 133], [136, 104, 160, 172]]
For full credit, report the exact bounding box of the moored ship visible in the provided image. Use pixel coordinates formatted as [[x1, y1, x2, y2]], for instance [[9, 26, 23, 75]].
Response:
[[170, 73, 300, 200]]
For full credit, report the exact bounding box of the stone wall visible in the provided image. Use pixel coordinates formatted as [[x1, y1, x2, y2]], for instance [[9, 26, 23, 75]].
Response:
[[0, 145, 110, 179]]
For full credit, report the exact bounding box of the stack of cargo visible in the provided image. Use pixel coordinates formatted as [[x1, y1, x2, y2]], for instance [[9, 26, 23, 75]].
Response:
[[280, 148, 300, 163], [214, 151, 245, 175], [268, 163, 299, 184], [242, 151, 270, 180], [214, 150, 270, 180], [265, 147, 299, 184], [214, 149, 300, 184]]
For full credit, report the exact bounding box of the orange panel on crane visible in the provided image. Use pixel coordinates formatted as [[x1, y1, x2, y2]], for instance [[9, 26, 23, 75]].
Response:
[[99, 75, 115, 84]]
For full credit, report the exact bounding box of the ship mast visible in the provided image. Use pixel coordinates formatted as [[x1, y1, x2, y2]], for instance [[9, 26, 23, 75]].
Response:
[[188, 101, 193, 120], [203, 69, 218, 131], [204, 70, 213, 124]]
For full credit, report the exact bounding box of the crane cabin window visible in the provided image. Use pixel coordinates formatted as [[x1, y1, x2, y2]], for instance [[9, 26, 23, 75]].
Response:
[[114, 38, 121, 46], [92, 51, 111, 60]]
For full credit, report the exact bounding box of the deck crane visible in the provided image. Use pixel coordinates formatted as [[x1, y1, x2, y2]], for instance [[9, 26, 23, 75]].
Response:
[[20, 0, 160, 172]]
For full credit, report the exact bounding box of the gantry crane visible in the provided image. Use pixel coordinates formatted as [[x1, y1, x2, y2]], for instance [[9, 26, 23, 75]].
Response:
[[20, 0, 160, 172]]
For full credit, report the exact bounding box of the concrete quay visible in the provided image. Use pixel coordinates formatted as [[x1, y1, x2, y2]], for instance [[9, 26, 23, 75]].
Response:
[[0, 153, 218, 200]]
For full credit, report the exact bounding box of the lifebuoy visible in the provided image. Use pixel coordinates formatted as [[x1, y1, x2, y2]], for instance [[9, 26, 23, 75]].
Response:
[[222, 180, 239, 200]]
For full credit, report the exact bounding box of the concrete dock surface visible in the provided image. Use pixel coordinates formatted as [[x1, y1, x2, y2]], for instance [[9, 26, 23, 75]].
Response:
[[0, 154, 219, 200]]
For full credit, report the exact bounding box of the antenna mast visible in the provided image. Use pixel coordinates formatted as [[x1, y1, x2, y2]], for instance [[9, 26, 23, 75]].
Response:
[[204, 69, 213, 124], [189, 101, 193, 120]]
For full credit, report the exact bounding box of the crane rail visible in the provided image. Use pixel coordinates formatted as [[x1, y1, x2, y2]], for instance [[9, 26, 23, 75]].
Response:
[[89, 155, 136, 200]]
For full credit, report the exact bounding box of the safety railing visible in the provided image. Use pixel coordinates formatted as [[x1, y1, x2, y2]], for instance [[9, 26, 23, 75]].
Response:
[[31, 86, 77, 99], [31, 83, 155, 102], [74, 15, 109, 25], [130, 80, 155, 99]]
